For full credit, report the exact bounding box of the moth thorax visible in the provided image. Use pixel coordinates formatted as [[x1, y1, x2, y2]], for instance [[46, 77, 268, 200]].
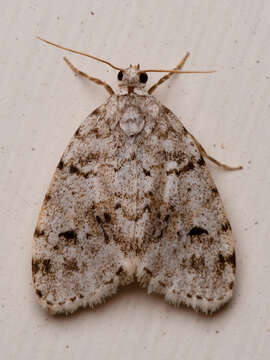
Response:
[[120, 106, 145, 136]]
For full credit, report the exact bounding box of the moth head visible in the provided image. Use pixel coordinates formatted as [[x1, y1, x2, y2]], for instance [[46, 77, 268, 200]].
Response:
[[117, 65, 148, 89], [37, 38, 216, 95]]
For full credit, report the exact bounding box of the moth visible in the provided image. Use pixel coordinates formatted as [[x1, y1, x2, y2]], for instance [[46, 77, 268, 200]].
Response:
[[33, 38, 242, 315]]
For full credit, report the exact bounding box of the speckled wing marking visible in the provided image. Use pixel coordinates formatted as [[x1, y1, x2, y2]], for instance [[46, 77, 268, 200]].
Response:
[[32, 98, 138, 314], [135, 103, 236, 314], [33, 92, 235, 315]]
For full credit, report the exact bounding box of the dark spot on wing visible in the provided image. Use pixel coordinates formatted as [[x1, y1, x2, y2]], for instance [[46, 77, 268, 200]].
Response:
[[69, 164, 79, 174], [188, 227, 209, 236], [103, 230, 109, 243], [197, 156, 205, 166], [144, 204, 151, 213], [42, 259, 51, 274], [32, 258, 52, 275], [34, 227, 44, 237], [182, 127, 188, 135], [59, 230, 77, 241], [116, 266, 123, 275], [57, 160, 64, 170], [226, 251, 236, 268], [32, 259, 40, 274], [143, 168, 151, 176], [221, 221, 232, 232], [216, 251, 236, 275], [211, 187, 218, 194], [164, 214, 170, 222], [58, 230, 77, 245], [163, 106, 170, 114], [68, 163, 90, 178], [115, 203, 121, 210], [44, 194, 51, 202], [104, 213, 111, 223], [180, 161, 195, 173], [218, 253, 226, 270], [36, 289, 42, 298], [92, 107, 101, 116], [96, 215, 102, 224]]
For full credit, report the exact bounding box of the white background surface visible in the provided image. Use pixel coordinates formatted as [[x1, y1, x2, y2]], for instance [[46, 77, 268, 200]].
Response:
[[1, 1, 269, 359]]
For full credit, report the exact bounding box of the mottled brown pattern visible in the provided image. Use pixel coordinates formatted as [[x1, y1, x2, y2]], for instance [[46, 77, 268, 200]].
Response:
[[33, 65, 236, 315], [34, 227, 44, 237], [64, 258, 79, 272]]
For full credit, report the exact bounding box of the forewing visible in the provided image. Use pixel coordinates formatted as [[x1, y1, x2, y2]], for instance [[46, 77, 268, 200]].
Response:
[[136, 104, 236, 314], [32, 99, 133, 314]]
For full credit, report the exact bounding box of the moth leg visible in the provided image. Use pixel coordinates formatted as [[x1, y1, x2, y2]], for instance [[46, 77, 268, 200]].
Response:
[[148, 52, 190, 94], [63, 57, 114, 95], [189, 133, 243, 171]]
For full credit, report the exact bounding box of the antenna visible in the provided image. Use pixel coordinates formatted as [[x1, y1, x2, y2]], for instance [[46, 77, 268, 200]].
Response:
[[37, 37, 124, 71]]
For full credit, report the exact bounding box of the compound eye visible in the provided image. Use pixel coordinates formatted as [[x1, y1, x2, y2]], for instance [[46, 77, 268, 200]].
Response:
[[139, 72, 148, 83], [118, 71, 123, 81]]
